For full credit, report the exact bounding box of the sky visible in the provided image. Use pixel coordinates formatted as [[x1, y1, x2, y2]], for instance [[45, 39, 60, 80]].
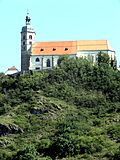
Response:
[[0, 0, 120, 72]]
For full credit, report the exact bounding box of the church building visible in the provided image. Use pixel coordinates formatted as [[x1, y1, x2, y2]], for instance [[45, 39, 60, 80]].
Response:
[[21, 13, 116, 72]]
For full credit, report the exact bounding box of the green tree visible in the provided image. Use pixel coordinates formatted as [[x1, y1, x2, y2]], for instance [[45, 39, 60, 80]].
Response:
[[97, 51, 110, 66], [13, 145, 39, 160], [113, 146, 120, 160]]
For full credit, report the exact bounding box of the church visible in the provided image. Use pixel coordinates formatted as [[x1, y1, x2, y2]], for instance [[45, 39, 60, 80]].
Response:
[[21, 13, 116, 72]]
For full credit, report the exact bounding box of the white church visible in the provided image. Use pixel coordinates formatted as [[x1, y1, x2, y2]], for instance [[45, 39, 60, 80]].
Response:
[[21, 13, 116, 72]]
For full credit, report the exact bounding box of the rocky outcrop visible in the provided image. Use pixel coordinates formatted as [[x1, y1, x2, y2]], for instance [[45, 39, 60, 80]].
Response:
[[50, 103, 62, 110], [30, 107, 48, 114], [0, 140, 9, 147], [30, 104, 61, 115], [30, 97, 62, 115], [0, 123, 23, 136], [30, 95, 61, 114]]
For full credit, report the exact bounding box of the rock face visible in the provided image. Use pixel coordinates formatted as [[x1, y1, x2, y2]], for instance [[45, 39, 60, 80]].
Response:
[[30, 97, 62, 115], [30, 107, 48, 114], [0, 123, 23, 136], [0, 140, 9, 147]]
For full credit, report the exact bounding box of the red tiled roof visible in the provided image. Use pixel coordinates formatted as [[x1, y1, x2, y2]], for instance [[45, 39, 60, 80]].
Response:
[[32, 41, 77, 55], [31, 40, 114, 56], [8, 66, 18, 71], [77, 40, 114, 51], [5, 66, 19, 75]]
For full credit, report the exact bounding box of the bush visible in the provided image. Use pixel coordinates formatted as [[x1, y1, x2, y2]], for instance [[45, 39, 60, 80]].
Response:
[[13, 145, 39, 160]]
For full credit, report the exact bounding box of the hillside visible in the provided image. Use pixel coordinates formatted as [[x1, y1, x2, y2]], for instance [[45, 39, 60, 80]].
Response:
[[0, 56, 120, 160]]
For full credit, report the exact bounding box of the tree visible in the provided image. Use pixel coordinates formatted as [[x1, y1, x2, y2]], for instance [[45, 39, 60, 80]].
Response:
[[97, 51, 110, 66], [57, 55, 69, 67], [13, 145, 39, 160]]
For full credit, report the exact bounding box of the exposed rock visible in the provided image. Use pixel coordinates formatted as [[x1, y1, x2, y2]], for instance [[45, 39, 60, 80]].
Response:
[[30, 97, 61, 115], [51, 103, 61, 110], [0, 140, 9, 147], [0, 123, 24, 136], [0, 141, 5, 147], [9, 124, 24, 133], [30, 107, 49, 114], [30, 103, 61, 115]]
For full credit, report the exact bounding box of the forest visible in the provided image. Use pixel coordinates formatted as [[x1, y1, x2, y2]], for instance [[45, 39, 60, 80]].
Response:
[[0, 53, 120, 160]]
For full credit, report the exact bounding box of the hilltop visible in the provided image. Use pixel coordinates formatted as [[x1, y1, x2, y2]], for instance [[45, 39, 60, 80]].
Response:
[[0, 56, 120, 160]]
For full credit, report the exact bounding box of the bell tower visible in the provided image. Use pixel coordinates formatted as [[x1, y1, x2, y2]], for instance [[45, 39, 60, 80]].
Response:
[[21, 12, 36, 72]]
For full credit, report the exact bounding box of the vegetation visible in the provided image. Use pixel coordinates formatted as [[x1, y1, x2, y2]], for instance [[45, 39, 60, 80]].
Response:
[[0, 54, 120, 159]]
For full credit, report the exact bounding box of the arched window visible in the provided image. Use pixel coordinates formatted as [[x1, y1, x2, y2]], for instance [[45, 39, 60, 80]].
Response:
[[47, 59, 51, 67], [22, 46, 26, 51], [29, 35, 32, 39], [36, 58, 40, 62], [23, 35, 26, 40], [57, 59, 61, 66], [29, 41, 32, 45]]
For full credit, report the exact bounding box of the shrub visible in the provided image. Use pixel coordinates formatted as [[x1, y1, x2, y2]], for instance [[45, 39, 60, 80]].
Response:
[[13, 144, 39, 160]]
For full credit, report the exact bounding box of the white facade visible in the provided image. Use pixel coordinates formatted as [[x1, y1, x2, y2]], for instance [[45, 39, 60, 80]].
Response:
[[29, 55, 76, 71], [76, 50, 115, 64], [29, 50, 116, 71]]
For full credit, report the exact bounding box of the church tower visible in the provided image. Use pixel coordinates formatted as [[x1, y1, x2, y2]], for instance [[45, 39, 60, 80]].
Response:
[[21, 12, 36, 72]]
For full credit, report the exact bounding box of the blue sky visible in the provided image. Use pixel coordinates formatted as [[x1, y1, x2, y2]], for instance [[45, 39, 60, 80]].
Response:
[[0, 0, 120, 72]]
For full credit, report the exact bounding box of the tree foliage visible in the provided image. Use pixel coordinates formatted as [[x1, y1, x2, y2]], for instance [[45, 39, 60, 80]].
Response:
[[13, 145, 39, 160], [0, 56, 120, 159]]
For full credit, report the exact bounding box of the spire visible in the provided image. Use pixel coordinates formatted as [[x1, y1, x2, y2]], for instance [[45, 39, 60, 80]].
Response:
[[25, 10, 31, 25]]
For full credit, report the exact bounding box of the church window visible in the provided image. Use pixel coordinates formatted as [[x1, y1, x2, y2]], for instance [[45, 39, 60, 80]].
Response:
[[36, 57, 40, 62], [23, 35, 26, 40], [40, 48, 44, 51], [35, 67, 40, 70], [53, 48, 56, 51], [23, 46, 26, 51], [57, 59, 61, 65], [29, 41, 32, 45], [23, 41, 25, 45], [47, 59, 51, 67], [29, 35, 32, 39], [65, 48, 68, 51]]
